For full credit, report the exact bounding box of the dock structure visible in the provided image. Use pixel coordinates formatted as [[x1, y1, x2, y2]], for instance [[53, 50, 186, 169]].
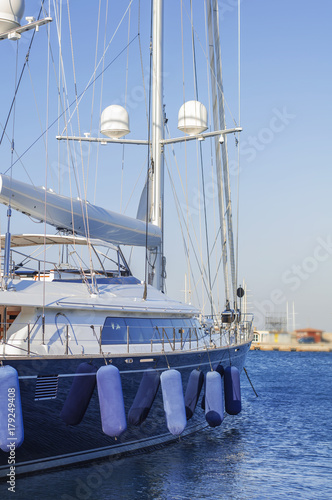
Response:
[[250, 343, 332, 352], [252, 329, 332, 352]]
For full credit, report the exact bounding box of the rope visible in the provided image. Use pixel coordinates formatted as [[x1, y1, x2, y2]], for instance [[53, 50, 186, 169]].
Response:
[[243, 367, 258, 397]]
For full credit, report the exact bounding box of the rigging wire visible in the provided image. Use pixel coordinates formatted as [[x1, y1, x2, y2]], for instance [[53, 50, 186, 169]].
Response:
[[235, 0, 241, 297], [52, 0, 93, 291], [164, 131, 218, 313], [86, 0, 102, 199], [94, 0, 109, 205], [0, 1, 46, 147], [212, 0, 237, 310], [123, 154, 148, 214], [4, 35, 139, 175], [2, 38, 20, 286], [206, 0, 230, 306], [26, 63, 57, 188], [180, 0, 191, 306], [56, 0, 62, 195], [0, 121, 34, 185], [42, 7, 52, 321], [181, 0, 238, 129], [120, 4, 131, 213], [138, 0, 151, 129], [61, 1, 135, 135], [163, 120, 217, 312], [204, 1, 221, 313], [143, 0, 154, 301], [52, 0, 102, 288], [191, 0, 214, 317], [164, 153, 202, 309], [66, 0, 96, 292]]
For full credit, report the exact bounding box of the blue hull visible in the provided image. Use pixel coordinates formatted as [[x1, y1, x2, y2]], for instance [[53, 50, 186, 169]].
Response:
[[0, 342, 250, 478]]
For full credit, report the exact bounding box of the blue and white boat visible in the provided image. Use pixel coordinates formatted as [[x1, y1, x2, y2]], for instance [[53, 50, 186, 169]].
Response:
[[0, 0, 253, 477]]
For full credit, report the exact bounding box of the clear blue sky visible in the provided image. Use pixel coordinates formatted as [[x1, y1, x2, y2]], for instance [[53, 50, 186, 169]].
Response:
[[0, 1, 331, 331]]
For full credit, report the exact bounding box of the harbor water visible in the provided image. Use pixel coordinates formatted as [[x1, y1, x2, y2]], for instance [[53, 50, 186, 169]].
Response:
[[1, 350, 331, 500]]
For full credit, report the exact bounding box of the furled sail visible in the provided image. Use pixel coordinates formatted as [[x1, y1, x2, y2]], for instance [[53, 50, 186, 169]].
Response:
[[0, 175, 161, 248]]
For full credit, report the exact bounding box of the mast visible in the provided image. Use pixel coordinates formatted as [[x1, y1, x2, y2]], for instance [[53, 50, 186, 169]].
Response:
[[149, 0, 164, 291], [206, 0, 230, 305], [212, 0, 237, 309]]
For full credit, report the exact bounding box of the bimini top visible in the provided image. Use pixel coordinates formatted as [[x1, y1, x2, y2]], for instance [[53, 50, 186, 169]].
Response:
[[0, 234, 118, 249], [0, 175, 161, 248]]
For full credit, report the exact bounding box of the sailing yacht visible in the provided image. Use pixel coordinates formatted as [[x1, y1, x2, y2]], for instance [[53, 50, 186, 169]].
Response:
[[0, 0, 253, 477]]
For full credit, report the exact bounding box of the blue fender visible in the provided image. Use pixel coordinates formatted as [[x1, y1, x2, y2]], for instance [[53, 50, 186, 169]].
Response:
[[224, 366, 241, 415], [205, 370, 224, 427], [160, 369, 187, 436], [201, 363, 224, 410], [184, 369, 204, 420], [97, 365, 127, 437], [0, 365, 24, 452], [128, 369, 160, 426], [60, 362, 97, 425]]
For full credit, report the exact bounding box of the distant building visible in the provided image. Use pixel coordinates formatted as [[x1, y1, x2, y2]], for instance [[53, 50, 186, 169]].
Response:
[[265, 314, 287, 333], [253, 329, 293, 344], [295, 328, 323, 343]]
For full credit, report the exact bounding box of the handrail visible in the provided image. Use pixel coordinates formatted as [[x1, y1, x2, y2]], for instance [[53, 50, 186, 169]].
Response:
[[150, 326, 201, 353], [1, 317, 253, 357]]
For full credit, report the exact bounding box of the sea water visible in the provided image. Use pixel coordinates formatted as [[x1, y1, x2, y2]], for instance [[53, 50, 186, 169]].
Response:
[[1, 351, 331, 500]]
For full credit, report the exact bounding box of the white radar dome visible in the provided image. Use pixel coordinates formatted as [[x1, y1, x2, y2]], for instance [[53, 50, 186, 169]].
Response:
[[0, 0, 25, 33], [100, 105, 130, 139], [178, 100, 208, 135]]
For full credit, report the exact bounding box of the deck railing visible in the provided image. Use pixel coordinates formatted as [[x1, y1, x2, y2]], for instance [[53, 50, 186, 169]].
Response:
[[0, 315, 253, 357]]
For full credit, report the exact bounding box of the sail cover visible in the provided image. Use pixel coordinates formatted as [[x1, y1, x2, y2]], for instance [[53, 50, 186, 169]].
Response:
[[0, 175, 161, 248]]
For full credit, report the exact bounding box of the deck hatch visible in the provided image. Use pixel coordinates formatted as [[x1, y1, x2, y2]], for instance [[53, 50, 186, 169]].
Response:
[[34, 375, 59, 401]]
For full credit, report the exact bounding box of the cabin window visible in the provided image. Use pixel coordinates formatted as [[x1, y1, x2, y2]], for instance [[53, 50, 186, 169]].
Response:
[[101, 318, 127, 344], [124, 317, 148, 343], [101, 317, 198, 344]]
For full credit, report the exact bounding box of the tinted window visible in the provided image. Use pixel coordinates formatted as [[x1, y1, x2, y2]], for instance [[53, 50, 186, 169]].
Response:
[[101, 317, 196, 344], [124, 318, 149, 343], [101, 318, 127, 344]]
